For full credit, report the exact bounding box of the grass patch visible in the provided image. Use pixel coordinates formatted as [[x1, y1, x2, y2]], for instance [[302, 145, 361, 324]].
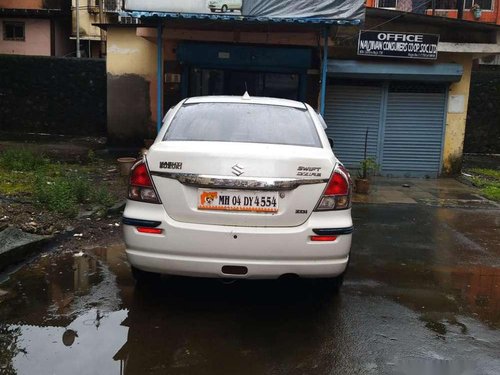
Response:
[[33, 171, 116, 217], [481, 185, 500, 202], [0, 170, 35, 195], [465, 167, 500, 202], [92, 187, 115, 208], [0, 148, 48, 172], [470, 168, 500, 180], [34, 174, 85, 217], [0, 148, 119, 217]]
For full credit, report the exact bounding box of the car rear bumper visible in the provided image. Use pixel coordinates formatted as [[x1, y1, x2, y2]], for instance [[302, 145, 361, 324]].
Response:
[[123, 200, 352, 279], [126, 250, 349, 279]]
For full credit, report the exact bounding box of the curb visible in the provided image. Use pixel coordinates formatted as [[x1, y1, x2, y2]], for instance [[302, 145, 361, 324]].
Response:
[[0, 227, 52, 271]]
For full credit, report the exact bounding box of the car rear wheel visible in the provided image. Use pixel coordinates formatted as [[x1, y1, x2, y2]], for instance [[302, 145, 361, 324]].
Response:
[[131, 265, 160, 284], [330, 273, 345, 291]]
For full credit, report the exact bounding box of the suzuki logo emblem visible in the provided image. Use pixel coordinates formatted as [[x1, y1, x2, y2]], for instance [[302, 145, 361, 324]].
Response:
[[232, 164, 244, 177]]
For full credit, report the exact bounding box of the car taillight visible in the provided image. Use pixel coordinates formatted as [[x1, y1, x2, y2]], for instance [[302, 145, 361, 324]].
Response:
[[315, 165, 352, 211], [128, 159, 161, 204]]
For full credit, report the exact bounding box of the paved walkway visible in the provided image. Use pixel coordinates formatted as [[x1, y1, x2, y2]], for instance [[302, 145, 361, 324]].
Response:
[[353, 177, 497, 208]]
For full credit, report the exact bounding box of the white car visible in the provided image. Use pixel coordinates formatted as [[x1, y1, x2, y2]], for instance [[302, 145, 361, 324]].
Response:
[[208, 0, 242, 13], [123, 95, 353, 288]]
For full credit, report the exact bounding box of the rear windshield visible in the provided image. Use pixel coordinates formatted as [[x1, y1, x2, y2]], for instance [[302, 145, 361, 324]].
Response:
[[163, 103, 321, 148]]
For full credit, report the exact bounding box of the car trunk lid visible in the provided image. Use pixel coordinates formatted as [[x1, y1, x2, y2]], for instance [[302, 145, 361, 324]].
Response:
[[147, 141, 335, 227]]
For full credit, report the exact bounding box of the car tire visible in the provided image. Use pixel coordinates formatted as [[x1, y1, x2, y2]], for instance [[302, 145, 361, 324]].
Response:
[[210, 9, 215, 12], [221, 5, 228, 12], [330, 273, 345, 292], [131, 265, 160, 284]]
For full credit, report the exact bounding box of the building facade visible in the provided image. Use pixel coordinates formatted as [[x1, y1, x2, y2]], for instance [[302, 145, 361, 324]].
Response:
[[102, 3, 500, 177], [0, 0, 72, 56], [71, 0, 120, 58], [366, 0, 500, 24]]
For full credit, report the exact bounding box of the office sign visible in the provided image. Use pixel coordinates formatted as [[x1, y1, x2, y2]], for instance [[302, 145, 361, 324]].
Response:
[[123, 0, 365, 21], [358, 31, 439, 60]]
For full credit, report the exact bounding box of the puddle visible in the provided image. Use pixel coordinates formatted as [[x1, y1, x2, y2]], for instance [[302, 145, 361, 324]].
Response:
[[1, 309, 128, 374], [351, 205, 500, 331]]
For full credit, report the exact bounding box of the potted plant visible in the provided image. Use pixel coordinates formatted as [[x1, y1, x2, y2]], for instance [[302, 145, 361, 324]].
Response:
[[471, 4, 482, 19], [355, 157, 379, 194], [355, 128, 379, 194]]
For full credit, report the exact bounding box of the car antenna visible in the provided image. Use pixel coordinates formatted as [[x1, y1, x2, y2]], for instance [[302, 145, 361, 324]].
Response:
[[242, 82, 251, 100]]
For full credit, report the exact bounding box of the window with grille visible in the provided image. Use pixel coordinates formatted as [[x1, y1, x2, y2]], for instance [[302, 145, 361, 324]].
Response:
[[377, 0, 398, 8], [3, 22, 25, 41], [465, 0, 493, 9]]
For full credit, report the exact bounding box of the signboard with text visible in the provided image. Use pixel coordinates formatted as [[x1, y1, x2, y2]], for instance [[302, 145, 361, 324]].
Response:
[[123, 0, 365, 21], [358, 31, 439, 60]]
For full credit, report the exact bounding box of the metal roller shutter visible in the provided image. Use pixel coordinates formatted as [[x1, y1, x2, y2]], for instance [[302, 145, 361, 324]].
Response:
[[324, 84, 382, 169], [382, 82, 447, 178]]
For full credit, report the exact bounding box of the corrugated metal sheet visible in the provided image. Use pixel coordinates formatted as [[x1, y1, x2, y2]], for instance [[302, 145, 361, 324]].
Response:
[[125, 11, 362, 25], [323, 85, 382, 169], [382, 87, 446, 177], [327, 60, 463, 83]]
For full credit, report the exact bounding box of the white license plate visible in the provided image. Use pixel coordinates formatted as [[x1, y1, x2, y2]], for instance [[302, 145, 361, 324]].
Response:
[[198, 189, 279, 213]]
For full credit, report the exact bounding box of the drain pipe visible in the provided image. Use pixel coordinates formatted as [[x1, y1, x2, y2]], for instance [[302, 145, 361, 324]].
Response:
[[320, 26, 329, 116], [157, 22, 164, 134], [75, 0, 81, 58]]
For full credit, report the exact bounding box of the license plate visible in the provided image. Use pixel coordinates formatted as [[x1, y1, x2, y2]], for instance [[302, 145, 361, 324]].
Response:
[[198, 189, 279, 213]]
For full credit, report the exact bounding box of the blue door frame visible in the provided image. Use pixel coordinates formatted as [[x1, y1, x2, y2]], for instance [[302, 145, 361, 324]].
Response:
[[156, 23, 163, 133], [177, 42, 313, 101]]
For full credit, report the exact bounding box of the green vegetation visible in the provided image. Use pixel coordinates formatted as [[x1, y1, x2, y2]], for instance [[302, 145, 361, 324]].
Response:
[[358, 157, 379, 179], [0, 148, 117, 217], [470, 168, 500, 180], [467, 168, 500, 202], [0, 148, 48, 172]]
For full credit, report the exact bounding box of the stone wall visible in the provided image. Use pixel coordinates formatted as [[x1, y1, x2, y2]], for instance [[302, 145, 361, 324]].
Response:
[[465, 66, 500, 154], [0, 55, 106, 136]]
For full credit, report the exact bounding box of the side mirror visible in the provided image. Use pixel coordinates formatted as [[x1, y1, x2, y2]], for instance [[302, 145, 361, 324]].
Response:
[[328, 137, 334, 148]]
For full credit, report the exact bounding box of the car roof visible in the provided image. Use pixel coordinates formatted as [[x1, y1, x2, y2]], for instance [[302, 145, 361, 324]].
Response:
[[184, 95, 308, 110]]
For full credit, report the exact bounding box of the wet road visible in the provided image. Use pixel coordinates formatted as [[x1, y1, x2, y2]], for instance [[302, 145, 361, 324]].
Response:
[[0, 204, 499, 375]]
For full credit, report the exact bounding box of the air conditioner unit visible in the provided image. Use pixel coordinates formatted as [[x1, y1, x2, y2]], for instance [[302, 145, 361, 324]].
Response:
[[88, 5, 99, 13]]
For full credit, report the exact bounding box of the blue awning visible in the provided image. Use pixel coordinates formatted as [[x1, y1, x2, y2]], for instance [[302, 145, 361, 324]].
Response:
[[125, 11, 362, 26], [328, 60, 464, 82]]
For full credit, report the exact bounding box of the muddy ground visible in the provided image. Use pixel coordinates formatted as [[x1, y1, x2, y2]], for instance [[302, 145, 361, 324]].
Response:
[[0, 135, 135, 258]]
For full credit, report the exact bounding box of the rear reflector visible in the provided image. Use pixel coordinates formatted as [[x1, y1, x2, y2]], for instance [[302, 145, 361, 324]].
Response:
[[311, 235, 337, 242], [137, 227, 163, 235]]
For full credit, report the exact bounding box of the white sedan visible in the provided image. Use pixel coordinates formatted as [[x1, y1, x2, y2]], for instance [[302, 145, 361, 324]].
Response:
[[208, 0, 242, 12], [123, 95, 353, 288]]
